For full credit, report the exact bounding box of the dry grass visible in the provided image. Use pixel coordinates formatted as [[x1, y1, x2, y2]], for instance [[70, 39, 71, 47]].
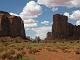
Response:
[[0, 39, 79, 60]]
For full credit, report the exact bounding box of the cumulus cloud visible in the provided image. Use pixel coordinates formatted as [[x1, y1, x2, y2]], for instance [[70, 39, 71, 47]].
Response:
[[64, 10, 80, 25], [71, 0, 80, 7], [32, 26, 52, 39], [19, 1, 42, 39], [24, 23, 37, 28], [64, 10, 80, 20], [41, 20, 49, 25], [70, 10, 80, 20], [76, 20, 80, 26], [37, 0, 80, 8], [10, 12, 19, 16], [23, 19, 37, 24], [19, 1, 42, 28], [20, 1, 42, 19], [24, 19, 37, 28], [64, 12, 70, 17]]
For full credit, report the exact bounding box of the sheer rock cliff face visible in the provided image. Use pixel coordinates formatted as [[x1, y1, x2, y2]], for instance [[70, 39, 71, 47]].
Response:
[[45, 14, 80, 40], [0, 11, 26, 39]]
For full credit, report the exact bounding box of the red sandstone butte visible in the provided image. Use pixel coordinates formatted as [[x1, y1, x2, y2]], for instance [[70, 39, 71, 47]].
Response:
[[0, 11, 27, 39], [45, 14, 80, 40]]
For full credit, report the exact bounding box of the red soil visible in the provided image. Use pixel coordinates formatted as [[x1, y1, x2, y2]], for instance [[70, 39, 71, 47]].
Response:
[[25, 48, 80, 60]]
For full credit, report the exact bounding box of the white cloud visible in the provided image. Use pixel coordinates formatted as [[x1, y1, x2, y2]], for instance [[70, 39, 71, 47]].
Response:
[[76, 20, 80, 26], [24, 19, 37, 28], [10, 13, 19, 16], [20, 1, 42, 19], [24, 23, 37, 28], [23, 19, 37, 24], [19, 1, 42, 28], [41, 20, 49, 25], [25, 28, 31, 31], [71, 0, 80, 7], [64, 10, 80, 20], [32, 26, 52, 39], [37, 0, 80, 8], [64, 12, 70, 17], [64, 10, 80, 25], [52, 7, 58, 12], [70, 10, 80, 20]]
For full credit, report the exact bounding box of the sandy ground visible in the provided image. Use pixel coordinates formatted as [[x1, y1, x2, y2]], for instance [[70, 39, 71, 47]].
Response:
[[25, 48, 80, 60], [35, 49, 80, 60]]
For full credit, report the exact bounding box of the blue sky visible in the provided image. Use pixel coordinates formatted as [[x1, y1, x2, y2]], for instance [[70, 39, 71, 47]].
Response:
[[0, 0, 80, 39], [0, 0, 26, 13]]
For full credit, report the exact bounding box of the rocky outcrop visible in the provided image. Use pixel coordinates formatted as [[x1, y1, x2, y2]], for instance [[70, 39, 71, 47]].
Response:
[[45, 14, 80, 40], [0, 11, 26, 39], [45, 32, 52, 40]]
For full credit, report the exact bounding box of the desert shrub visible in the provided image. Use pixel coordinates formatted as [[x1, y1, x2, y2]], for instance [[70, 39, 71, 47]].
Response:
[[16, 51, 36, 60], [19, 56, 35, 60], [76, 41, 79, 43], [0, 49, 16, 60], [53, 41, 57, 43], [28, 48, 40, 54], [16, 47, 24, 51], [70, 41, 74, 43]]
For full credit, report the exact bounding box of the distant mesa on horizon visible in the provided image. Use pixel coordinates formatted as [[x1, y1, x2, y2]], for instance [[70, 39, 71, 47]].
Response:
[[0, 11, 29, 40]]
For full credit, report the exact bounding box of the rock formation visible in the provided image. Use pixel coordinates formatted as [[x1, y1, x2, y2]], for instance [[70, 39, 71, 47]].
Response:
[[45, 14, 80, 40], [0, 11, 26, 39]]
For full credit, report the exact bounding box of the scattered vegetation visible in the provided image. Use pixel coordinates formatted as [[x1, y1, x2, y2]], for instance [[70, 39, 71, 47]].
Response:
[[0, 38, 80, 60]]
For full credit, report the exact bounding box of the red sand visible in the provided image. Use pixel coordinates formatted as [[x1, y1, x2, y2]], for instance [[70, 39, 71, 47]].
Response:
[[25, 48, 80, 60]]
